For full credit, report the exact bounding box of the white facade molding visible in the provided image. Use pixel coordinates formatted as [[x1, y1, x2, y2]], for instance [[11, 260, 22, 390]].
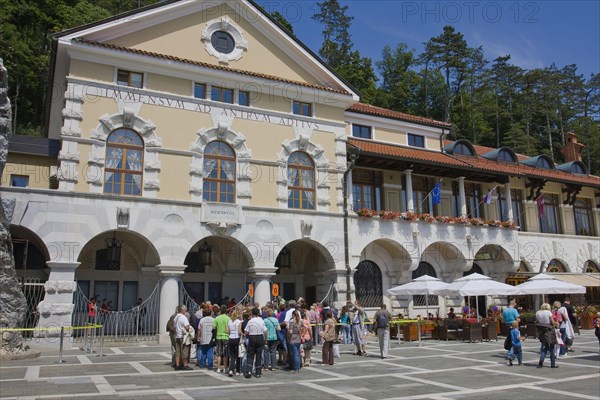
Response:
[[85, 101, 162, 197], [277, 137, 332, 211], [201, 16, 248, 64]]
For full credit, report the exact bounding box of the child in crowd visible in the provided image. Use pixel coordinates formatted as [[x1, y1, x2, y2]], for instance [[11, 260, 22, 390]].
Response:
[[508, 320, 525, 366]]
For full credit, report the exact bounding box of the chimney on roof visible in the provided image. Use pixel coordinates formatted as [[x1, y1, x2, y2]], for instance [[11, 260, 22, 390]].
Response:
[[560, 132, 584, 162]]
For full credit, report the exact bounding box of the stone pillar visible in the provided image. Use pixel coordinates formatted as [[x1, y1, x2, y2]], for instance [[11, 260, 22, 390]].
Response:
[[36, 262, 78, 347], [249, 266, 276, 308], [505, 183, 514, 223], [158, 266, 184, 345], [405, 169, 414, 213], [457, 177, 467, 218]]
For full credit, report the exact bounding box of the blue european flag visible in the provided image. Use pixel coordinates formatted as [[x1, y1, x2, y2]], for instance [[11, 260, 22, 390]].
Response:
[[432, 182, 441, 205]]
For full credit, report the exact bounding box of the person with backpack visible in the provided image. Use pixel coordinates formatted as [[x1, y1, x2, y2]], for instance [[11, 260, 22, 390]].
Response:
[[373, 304, 392, 359], [166, 306, 179, 368]]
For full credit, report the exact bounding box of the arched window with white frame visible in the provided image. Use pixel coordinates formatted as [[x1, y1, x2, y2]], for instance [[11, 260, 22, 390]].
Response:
[[287, 151, 315, 210], [203, 141, 236, 203], [104, 128, 143, 195]]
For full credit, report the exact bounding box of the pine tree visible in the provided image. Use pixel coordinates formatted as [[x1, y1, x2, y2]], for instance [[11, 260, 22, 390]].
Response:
[[311, 0, 376, 95]]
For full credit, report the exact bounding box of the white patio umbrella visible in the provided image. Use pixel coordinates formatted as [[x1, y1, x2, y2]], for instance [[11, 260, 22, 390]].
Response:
[[387, 275, 449, 319], [515, 273, 586, 295], [434, 273, 523, 319]]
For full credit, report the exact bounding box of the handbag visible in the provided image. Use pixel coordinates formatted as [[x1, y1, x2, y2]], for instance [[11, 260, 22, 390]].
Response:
[[503, 335, 512, 350], [332, 343, 340, 358], [302, 341, 314, 351]]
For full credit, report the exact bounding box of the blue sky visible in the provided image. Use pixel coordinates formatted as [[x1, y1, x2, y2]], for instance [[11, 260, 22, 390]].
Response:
[[257, 0, 600, 79]]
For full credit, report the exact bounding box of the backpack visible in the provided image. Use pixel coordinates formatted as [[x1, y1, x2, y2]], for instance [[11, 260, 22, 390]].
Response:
[[377, 312, 389, 329], [552, 310, 563, 324], [503, 335, 512, 350], [166, 314, 177, 333]]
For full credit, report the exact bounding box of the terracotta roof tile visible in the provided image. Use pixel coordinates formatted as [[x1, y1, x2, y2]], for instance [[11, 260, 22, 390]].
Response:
[[75, 39, 351, 95], [347, 103, 451, 129], [349, 137, 600, 187]]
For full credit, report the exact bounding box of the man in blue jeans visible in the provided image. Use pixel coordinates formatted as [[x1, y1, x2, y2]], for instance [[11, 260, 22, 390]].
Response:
[[197, 308, 215, 370], [502, 300, 520, 360]]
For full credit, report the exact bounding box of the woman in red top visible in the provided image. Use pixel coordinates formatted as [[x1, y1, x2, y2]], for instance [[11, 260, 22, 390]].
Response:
[[88, 297, 97, 323]]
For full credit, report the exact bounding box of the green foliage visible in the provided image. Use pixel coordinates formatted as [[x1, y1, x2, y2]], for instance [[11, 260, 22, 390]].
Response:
[[311, 0, 377, 95], [3, 1, 600, 176], [270, 11, 293, 34]]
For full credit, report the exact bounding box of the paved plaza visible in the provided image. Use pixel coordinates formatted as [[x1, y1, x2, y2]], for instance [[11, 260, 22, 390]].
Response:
[[1, 331, 599, 400]]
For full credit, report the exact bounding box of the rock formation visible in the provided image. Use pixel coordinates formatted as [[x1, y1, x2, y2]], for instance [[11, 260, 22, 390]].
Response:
[[0, 57, 27, 355]]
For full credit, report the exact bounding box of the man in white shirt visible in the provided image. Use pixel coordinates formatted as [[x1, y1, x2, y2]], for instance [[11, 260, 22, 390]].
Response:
[[174, 305, 192, 371], [244, 307, 267, 378]]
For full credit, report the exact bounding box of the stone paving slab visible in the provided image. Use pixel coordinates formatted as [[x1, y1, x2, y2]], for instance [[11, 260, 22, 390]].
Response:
[[0, 378, 98, 397], [1, 330, 599, 399], [39, 363, 139, 378]]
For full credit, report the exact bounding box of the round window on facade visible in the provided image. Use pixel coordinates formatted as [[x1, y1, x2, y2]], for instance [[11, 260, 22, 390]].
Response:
[[211, 31, 235, 54]]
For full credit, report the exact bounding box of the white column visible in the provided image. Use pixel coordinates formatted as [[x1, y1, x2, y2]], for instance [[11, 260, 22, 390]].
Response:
[[405, 169, 414, 213], [505, 183, 514, 223], [249, 266, 277, 308], [458, 177, 467, 218], [36, 261, 79, 346], [158, 266, 185, 345]]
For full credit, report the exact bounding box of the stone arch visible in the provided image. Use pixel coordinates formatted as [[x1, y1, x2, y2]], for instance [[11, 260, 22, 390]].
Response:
[[547, 258, 568, 273], [77, 229, 160, 272], [9, 225, 50, 281], [274, 238, 337, 304], [421, 241, 469, 281], [473, 243, 516, 276], [276, 136, 331, 211], [75, 229, 160, 311], [189, 126, 252, 204], [584, 260, 599, 273], [87, 111, 162, 196]]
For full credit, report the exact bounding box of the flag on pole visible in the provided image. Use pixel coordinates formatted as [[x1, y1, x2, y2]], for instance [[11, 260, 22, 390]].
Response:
[[431, 182, 441, 205], [536, 194, 545, 218], [482, 187, 495, 204]]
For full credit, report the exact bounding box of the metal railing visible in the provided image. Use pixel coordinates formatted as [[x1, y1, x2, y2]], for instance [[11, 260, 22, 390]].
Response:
[[71, 283, 160, 343], [17, 277, 45, 339]]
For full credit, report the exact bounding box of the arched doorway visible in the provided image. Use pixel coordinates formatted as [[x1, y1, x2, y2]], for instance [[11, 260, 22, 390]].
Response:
[[354, 260, 382, 307], [584, 260, 599, 304], [507, 261, 535, 311], [76, 230, 160, 311], [9, 225, 50, 332], [412, 262, 439, 315], [182, 236, 253, 308], [274, 239, 336, 306]]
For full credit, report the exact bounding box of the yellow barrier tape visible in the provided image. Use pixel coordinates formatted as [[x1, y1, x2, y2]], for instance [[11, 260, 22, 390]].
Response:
[[307, 319, 421, 327], [0, 324, 103, 332]]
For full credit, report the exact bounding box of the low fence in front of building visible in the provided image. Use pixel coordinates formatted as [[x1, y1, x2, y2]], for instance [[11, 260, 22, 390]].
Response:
[[17, 277, 45, 340], [71, 283, 161, 343]]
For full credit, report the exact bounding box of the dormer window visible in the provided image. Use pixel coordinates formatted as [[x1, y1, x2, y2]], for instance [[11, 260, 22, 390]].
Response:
[[498, 149, 516, 163], [537, 158, 552, 169], [454, 142, 474, 156], [408, 133, 424, 148], [571, 163, 585, 175]]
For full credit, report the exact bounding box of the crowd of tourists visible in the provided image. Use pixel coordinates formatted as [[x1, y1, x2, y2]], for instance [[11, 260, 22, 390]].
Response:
[[503, 297, 592, 368], [166, 298, 392, 378], [167, 295, 599, 377]]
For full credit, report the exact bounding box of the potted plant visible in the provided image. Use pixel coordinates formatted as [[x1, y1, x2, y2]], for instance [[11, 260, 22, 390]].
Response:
[[576, 304, 598, 329]]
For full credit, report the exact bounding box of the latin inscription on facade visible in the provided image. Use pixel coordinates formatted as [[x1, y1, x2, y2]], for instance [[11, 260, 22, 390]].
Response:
[[84, 86, 320, 129]]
